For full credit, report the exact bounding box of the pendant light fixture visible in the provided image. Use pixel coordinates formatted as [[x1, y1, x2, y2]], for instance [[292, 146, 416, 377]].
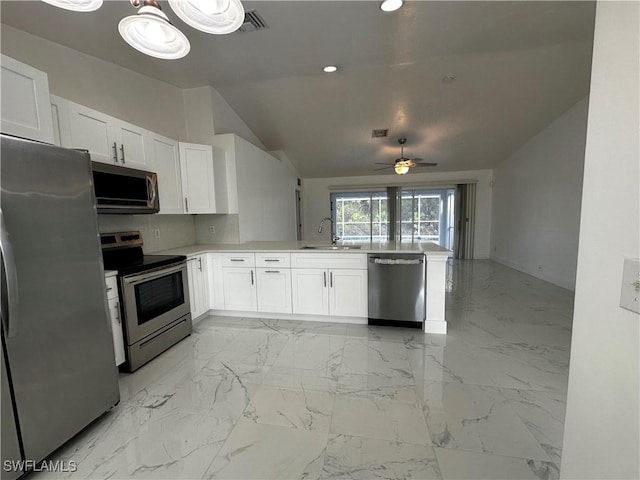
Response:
[[41, 0, 103, 12], [118, 0, 190, 60], [394, 162, 410, 175], [168, 0, 245, 35]]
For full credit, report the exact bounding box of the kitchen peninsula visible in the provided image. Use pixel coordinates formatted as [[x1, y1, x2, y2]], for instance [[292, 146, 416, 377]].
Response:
[[157, 241, 451, 334]]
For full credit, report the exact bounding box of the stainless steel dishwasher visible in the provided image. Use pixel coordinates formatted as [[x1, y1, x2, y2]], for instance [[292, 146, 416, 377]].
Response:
[[368, 253, 426, 328]]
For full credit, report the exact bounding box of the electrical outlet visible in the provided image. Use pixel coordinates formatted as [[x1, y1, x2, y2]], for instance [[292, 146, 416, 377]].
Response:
[[153, 229, 161, 239], [620, 257, 640, 314], [209, 225, 216, 234]]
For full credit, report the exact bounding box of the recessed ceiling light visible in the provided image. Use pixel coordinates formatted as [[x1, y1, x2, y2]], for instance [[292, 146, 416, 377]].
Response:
[[323, 65, 337, 73], [380, 0, 403, 12]]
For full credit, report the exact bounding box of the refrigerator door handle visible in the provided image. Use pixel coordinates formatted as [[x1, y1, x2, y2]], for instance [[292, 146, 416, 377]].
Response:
[[0, 210, 19, 338]]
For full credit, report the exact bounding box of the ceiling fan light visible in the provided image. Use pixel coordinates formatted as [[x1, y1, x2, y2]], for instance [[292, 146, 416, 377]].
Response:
[[41, 0, 103, 12], [168, 0, 245, 34], [118, 5, 190, 60], [380, 0, 403, 12], [394, 163, 410, 175]]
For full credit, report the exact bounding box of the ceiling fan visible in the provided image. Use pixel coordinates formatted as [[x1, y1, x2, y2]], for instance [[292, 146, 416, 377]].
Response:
[[375, 138, 437, 175]]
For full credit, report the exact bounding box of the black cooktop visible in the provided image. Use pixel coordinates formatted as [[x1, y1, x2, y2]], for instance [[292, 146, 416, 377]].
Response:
[[103, 252, 187, 277], [101, 231, 186, 276]]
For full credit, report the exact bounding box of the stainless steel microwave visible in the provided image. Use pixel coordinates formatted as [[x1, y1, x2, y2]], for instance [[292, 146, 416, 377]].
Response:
[[91, 162, 159, 214]]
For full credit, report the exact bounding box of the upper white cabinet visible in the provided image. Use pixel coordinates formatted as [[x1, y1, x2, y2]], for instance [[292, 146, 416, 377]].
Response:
[[1, 55, 55, 144], [64, 100, 150, 169], [210, 134, 298, 242], [179, 142, 217, 214], [147, 133, 183, 214]]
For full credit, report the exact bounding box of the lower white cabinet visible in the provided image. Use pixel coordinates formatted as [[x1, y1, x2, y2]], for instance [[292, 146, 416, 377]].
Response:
[[257, 268, 292, 314], [105, 274, 125, 366], [187, 254, 209, 319], [207, 253, 226, 310], [222, 267, 257, 311], [291, 268, 368, 318]]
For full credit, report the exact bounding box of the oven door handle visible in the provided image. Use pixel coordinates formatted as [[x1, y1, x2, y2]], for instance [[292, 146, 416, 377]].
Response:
[[123, 263, 186, 286]]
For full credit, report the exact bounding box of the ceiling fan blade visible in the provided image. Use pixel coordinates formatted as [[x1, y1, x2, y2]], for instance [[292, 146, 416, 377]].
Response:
[[410, 157, 425, 162], [411, 162, 438, 167], [374, 166, 394, 171], [375, 162, 395, 166]]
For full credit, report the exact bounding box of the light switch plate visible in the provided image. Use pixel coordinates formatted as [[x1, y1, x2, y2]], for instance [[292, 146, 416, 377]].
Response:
[[620, 257, 640, 314]]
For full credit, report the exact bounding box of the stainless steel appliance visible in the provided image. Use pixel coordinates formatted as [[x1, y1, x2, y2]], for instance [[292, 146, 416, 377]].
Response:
[[101, 232, 191, 372], [0, 134, 120, 479], [368, 253, 426, 328], [91, 162, 159, 214]]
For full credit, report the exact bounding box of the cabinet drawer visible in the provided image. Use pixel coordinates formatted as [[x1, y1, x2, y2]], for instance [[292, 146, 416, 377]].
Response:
[[290, 253, 367, 270], [256, 253, 291, 268], [105, 274, 118, 300], [221, 253, 255, 267]]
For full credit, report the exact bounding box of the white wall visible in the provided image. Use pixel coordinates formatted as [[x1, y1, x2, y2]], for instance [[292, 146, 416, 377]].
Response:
[[302, 170, 492, 258], [561, 2, 639, 479], [0, 25, 187, 140], [491, 97, 588, 290]]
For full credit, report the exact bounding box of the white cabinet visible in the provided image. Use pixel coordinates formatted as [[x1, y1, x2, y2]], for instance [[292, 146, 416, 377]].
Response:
[[63, 100, 150, 169], [1, 55, 55, 144], [187, 254, 209, 319], [179, 142, 217, 214], [328, 269, 368, 317], [290, 254, 368, 318], [222, 267, 257, 311], [148, 133, 183, 214], [291, 268, 329, 315], [105, 274, 125, 366], [207, 253, 225, 310], [257, 268, 292, 314]]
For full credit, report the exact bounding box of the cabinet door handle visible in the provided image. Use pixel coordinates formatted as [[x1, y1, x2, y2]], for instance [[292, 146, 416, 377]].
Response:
[[265, 270, 280, 274], [230, 259, 245, 262], [120, 144, 126, 164], [330, 272, 333, 288], [198, 257, 202, 272], [115, 302, 121, 324], [106, 286, 113, 292], [264, 259, 280, 262], [184, 197, 189, 212], [112, 142, 118, 163], [323, 271, 327, 287], [250, 270, 254, 285]]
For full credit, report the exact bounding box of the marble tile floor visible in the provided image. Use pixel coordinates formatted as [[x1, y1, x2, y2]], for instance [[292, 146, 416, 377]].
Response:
[[35, 260, 573, 480]]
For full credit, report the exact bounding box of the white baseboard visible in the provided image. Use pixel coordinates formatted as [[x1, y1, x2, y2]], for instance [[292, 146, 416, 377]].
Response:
[[489, 255, 575, 291], [207, 310, 368, 325]]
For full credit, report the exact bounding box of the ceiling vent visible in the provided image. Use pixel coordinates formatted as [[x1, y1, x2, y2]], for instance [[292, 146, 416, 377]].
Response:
[[239, 10, 268, 33], [371, 129, 389, 138]]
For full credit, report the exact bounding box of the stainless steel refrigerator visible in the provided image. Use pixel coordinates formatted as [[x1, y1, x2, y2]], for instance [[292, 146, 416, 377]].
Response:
[[0, 134, 119, 479]]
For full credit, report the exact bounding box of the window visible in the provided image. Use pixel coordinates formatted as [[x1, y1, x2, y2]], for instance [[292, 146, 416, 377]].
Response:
[[331, 187, 455, 248]]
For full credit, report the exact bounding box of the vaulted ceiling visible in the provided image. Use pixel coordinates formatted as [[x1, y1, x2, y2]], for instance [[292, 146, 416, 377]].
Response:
[[1, 1, 596, 177]]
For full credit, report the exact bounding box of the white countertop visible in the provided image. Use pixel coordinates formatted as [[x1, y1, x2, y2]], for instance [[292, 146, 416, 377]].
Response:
[[104, 270, 118, 278], [153, 241, 452, 258]]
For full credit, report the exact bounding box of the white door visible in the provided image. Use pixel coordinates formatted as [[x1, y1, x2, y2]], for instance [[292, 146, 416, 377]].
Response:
[[107, 297, 126, 366], [187, 255, 209, 319], [1, 55, 55, 144], [115, 120, 148, 170], [329, 269, 368, 317], [257, 268, 292, 314], [179, 142, 216, 214], [207, 253, 225, 310], [67, 101, 117, 164], [291, 268, 329, 315], [222, 267, 257, 311], [148, 134, 183, 214]]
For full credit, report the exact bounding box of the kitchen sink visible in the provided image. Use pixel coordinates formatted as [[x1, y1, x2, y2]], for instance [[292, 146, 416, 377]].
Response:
[[300, 245, 362, 250]]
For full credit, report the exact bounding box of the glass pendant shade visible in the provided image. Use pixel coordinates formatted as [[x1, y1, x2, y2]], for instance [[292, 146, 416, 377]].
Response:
[[41, 0, 103, 12], [168, 0, 245, 34], [394, 162, 410, 175], [118, 5, 190, 59]]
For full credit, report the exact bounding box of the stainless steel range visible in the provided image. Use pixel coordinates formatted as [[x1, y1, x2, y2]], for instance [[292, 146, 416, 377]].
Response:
[[101, 231, 191, 372]]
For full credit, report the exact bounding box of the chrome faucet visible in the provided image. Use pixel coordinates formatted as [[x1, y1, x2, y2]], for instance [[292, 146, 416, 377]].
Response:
[[317, 217, 340, 245]]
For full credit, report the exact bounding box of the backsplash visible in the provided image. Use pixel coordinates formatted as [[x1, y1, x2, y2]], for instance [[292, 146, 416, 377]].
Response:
[[97, 215, 196, 253], [195, 214, 241, 244]]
